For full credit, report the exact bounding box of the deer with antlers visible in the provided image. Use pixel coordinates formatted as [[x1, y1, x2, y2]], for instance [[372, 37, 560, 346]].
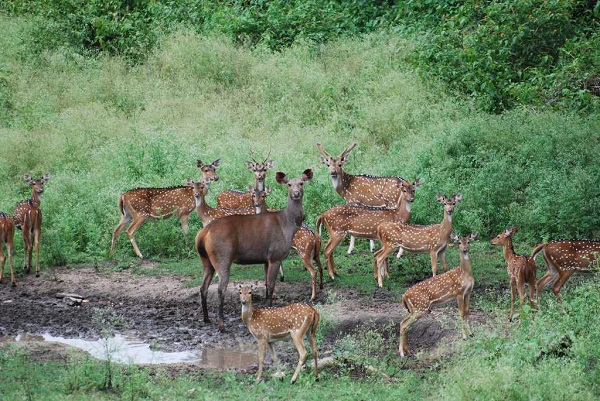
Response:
[[316, 142, 409, 254], [398, 231, 477, 357], [110, 159, 220, 259], [532, 239, 600, 304], [0, 212, 15, 286], [12, 173, 50, 277], [195, 169, 313, 330], [236, 283, 319, 383], [316, 178, 420, 281], [491, 226, 538, 320], [373, 194, 462, 287], [217, 155, 274, 209]]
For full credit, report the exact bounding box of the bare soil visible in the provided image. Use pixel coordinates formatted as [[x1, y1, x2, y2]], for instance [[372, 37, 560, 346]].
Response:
[[0, 263, 484, 371]]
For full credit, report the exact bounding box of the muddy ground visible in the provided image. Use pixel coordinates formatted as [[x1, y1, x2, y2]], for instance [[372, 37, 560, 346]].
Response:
[[0, 262, 483, 371]]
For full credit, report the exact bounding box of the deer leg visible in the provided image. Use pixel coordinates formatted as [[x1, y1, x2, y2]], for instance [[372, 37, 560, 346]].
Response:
[[125, 218, 147, 259], [110, 213, 131, 257], [7, 240, 15, 287], [268, 342, 284, 380], [216, 265, 231, 331], [509, 278, 516, 321], [551, 270, 574, 304], [438, 247, 448, 273], [266, 261, 281, 306], [309, 316, 319, 381], [313, 247, 324, 291], [33, 226, 41, 277], [398, 310, 425, 357], [179, 213, 191, 251], [464, 291, 473, 336], [529, 276, 538, 309], [456, 294, 471, 339], [374, 247, 394, 287], [323, 234, 344, 281], [278, 265, 285, 282], [290, 332, 308, 384], [199, 257, 216, 324], [429, 250, 438, 277], [370, 240, 375, 253], [299, 254, 318, 301], [347, 235, 356, 254], [256, 340, 267, 382], [0, 246, 4, 283], [22, 228, 32, 273]]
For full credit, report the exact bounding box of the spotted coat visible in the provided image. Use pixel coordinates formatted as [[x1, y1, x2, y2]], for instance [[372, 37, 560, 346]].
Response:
[[0, 211, 15, 286]]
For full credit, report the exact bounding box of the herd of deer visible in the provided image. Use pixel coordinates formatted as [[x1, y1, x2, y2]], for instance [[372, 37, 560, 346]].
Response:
[[1, 143, 598, 383]]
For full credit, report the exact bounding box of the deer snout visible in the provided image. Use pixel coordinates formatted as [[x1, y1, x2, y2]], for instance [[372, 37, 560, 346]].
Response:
[[292, 190, 302, 199]]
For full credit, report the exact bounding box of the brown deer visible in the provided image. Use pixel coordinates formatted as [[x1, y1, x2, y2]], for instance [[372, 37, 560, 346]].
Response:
[[316, 142, 408, 253], [12, 173, 50, 277], [0, 212, 15, 286], [316, 179, 420, 281], [532, 239, 600, 304], [491, 227, 538, 320], [195, 169, 313, 330], [398, 232, 477, 357], [374, 194, 462, 287], [217, 157, 274, 209], [289, 225, 324, 301], [236, 283, 319, 383], [110, 159, 220, 258]]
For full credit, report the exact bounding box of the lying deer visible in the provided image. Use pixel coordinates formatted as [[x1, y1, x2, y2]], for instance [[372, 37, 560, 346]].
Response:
[[217, 156, 274, 209], [532, 239, 600, 304], [317, 142, 408, 254], [316, 178, 420, 281], [398, 232, 477, 357], [12, 173, 50, 277], [0, 212, 15, 286], [237, 283, 320, 383], [491, 226, 538, 320], [110, 159, 220, 258], [195, 169, 313, 330]]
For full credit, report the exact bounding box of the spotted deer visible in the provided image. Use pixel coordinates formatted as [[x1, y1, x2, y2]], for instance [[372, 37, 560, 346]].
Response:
[[236, 283, 319, 383], [398, 232, 477, 357], [12, 173, 50, 277], [110, 159, 220, 258], [316, 178, 420, 281], [195, 169, 313, 330], [217, 157, 274, 209], [0, 212, 15, 286], [532, 239, 600, 304], [316, 142, 408, 254], [289, 225, 324, 301], [491, 227, 538, 320], [373, 194, 462, 287]]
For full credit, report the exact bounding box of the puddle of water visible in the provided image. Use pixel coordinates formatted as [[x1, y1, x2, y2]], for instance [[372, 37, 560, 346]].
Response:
[[8, 333, 257, 369]]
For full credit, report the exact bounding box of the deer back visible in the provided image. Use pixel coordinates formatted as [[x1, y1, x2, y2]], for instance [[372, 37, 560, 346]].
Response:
[[536, 240, 600, 271], [121, 186, 195, 219], [216, 190, 252, 209]]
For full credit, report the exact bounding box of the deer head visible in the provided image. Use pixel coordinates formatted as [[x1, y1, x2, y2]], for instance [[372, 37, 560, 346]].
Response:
[[437, 193, 462, 219], [196, 159, 220, 182], [276, 169, 313, 201], [24, 173, 51, 200], [490, 226, 518, 246], [316, 142, 356, 180]]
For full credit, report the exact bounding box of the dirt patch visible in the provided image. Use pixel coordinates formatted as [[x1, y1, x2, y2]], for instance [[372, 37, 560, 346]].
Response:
[[0, 265, 484, 369]]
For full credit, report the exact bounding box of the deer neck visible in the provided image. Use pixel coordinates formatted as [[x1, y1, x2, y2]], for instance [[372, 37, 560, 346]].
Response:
[[282, 194, 304, 228], [241, 301, 255, 323], [334, 170, 352, 197], [396, 194, 412, 222], [30, 191, 42, 206], [255, 179, 265, 192], [459, 251, 473, 277], [502, 239, 517, 263], [439, 210, 453, 239]]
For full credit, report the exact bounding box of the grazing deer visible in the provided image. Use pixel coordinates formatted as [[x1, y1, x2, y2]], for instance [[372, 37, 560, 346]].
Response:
[[110, 159, 220, 258], [316, 179, 420, 281], [12, 173, 50, 277], [316, 142, 408, 254], [217, 157, 274, 209], [0, 212, 15, 286], [398, 232, 477, 357], [195, 169, 313, 330], [236, 283, 319, 383], [491, 227, 538, 320], [373, 194, 462, 287], [532, 239, 600, 304]]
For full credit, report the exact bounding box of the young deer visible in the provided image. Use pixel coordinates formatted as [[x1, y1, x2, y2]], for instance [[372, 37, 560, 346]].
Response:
[[0, 212, 15, 286], [217, 157, 274, 209], [12, 173, 50, 277], [491, 226, 538, 320], [236, 283, 319, 383], [316, 179, 420, 281], [195, 169, 313, 330], [110, 159, 220, 258], [373, 194, 462, 287], [398, 232, 477, 357], [532, 239, 600, 304], [316, 142, 408, 254], [289, 225, 324, 301]]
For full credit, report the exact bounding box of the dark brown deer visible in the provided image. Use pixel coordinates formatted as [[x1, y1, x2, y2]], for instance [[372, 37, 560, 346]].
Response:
[[195, 169, 313, 330], [217, 157, 274, 209], [236, 283, 319, 383], [12, 173, 50, 277], [374, 194, 462, 287], [0, 212, 15, 286], [532, 239, 600, 304], [316, 142, 408, 253], [316, 178, 420, 281], [110, 159, 220, 258], [398, 232, 477, 357], [491, 227, 538, 320]]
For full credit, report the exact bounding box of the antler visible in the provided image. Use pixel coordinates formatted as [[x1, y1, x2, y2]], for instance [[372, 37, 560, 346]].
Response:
[[339, 142, 357, 158], [315, 143, 331, 158]]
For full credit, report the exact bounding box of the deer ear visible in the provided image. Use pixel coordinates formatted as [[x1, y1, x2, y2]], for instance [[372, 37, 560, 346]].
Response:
[[504, 228, 512, 237], [246, 161, 255, 170], [196, 160, 203, 167], [211, 159, 221, 167], [470, 231, 478, 240], [302, 169, 313, 182], [42, 173, 51, 182], [450, 233, 459, 243], [185, 178, 194, 186], [264, 186, 272, 195], [414, 178, 421, 187], [436, 194, 445, 202], [319, 156, 329, 165], [266, 160, 274, 169], [247, 185, 254, 192], [454, 194, 463, 202], [276, 172, 288, 184], [24, 175, 33, 184]]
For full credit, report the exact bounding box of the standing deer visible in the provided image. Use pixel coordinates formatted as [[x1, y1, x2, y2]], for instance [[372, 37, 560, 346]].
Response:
[[237, 283, 320, 383], [110, 159, 220, 258], [532, 239, 600, 304], [316, 178, 420, 281], [491, 226, 538, 320], [12, 173, 50, 277], [289, 225, 324, 301], [398, 232, 477, 357], [217, 157, 274, 209], [195, 169, 313, 330], [374, 194, 462, 287], [316, 142, 408, 254], [0, 212, 15, 286]]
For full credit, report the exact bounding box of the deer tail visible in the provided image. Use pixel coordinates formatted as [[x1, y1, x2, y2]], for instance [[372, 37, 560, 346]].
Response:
[[118, 194, 125, 216], [310, 308, 320, 339], [530, 243, 546, 260], [316, 215, 323, 236]]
